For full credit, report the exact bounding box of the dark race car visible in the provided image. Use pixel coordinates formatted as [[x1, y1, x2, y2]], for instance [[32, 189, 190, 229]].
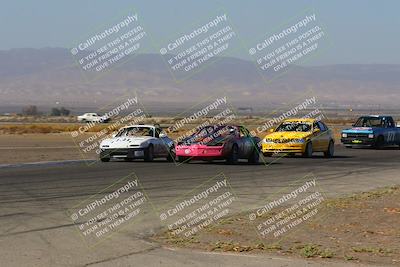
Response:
[[175, 125, 260, 164]]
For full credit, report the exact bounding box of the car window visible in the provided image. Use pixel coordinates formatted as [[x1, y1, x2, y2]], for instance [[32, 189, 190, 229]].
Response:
[[313, 122, 321, 131], [155, 128, 161, 138], [239, 126, 249, 137], [276, 122, 311, 132], [385, 117, 395, 128], [317, 121, 327, 131], [354, 117, 383, 127]]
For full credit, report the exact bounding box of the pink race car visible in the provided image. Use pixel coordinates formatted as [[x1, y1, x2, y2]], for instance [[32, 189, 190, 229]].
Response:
[[175, 125, 260, 164]]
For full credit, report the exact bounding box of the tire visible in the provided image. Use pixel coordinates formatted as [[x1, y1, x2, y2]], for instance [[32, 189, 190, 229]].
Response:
[[144, 145, 154, 162], [324, 141, 334, 158], [178, 156, 190, 163], [226, 144, 239, 164], [248, 147, 260, 164], [166, 147, 175, 162], [100, 157, 110, 162], [374, 136, 384, 149], [302, 142, 313, 158]]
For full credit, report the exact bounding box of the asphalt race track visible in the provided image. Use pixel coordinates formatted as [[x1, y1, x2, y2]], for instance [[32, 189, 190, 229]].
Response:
[[0, 145, 399, 267]]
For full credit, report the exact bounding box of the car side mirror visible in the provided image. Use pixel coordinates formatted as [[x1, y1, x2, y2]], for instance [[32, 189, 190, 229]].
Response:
[[269, 128, 274, 133], [313, 128, 320, 133], [159, 132, 167, 138]]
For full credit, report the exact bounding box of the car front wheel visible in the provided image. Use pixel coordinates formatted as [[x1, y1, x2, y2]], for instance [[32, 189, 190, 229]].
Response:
[[302, 142, 313, 158], [226, 144, 239, 164], [144, 145, 154, 162], [324, 141, 334, 157]]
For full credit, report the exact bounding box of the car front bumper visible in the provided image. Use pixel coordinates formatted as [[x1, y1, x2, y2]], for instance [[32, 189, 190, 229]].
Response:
[[341, 137, 375, 146], [261, 143, 305, 154], [100, 148, 145, 159], [175, 145, 225, 158]]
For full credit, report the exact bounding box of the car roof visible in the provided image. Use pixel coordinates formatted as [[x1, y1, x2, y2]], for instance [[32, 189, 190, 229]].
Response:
[[283, 118, 317, 123], [119, 124, 157, 130], [200, 125, 241, 127], [363, 115, 392, 118]]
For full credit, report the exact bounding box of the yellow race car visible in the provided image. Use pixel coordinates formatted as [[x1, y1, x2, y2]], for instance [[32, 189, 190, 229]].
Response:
[[261, 118, 335, 158]]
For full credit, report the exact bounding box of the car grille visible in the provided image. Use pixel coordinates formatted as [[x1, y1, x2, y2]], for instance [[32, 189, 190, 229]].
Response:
[[347, 133, 368, 138], [271, 139, 293, 143], [109, 149, 129, 155]]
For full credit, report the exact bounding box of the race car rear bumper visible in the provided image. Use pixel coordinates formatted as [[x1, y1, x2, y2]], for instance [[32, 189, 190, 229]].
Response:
[[100, 148, 145, 159], [175, 145, 225, 158]]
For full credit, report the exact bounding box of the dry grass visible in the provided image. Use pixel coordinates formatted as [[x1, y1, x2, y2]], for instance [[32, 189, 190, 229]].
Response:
[[0, 116, 351, 136]]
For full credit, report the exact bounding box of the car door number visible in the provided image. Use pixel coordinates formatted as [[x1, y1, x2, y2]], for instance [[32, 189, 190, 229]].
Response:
[[387, 131, 396, 142]]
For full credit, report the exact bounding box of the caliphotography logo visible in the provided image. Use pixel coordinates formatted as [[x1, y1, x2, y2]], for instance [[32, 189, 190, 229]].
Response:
[[156, 10, 238, 81], [70, 8, 151, 81]]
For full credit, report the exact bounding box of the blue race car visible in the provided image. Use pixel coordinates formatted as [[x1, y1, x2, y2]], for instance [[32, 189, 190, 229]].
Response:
[[341, 115, 400, 149]]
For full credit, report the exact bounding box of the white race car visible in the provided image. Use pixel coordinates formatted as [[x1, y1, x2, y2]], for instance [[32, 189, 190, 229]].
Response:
[[99, 125, 175, 162], [77, 113, 110, 123]]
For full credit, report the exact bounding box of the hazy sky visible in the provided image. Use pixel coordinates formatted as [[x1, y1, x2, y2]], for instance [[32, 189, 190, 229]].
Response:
[[1, 0, 399, 65]]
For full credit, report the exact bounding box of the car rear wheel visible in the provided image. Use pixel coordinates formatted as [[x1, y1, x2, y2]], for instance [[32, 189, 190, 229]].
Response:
[[226, 144, 239, 164], [302, 142, 313, 158], [324, 141, 334, 157], [144, 145, 154, 162], [248, 147, 259, 164]]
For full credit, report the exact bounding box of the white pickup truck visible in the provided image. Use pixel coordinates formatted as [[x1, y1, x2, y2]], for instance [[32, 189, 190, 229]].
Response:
[[77, 113, 110, 123]]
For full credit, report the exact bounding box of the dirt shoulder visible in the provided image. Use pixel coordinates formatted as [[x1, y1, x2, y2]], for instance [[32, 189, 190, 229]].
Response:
[[0, 133, 95, 164], [154, 186, 400, 266]]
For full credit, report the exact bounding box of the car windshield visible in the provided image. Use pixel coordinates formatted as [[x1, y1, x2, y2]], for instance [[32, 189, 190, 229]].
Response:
[[353, 117, 383, 127], [275, 122, 312, 132], [185, 125, 237, 144], [116, 127, 154, 137]]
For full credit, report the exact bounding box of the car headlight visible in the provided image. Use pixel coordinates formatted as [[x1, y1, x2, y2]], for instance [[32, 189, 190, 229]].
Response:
[[368, 134, 374, 138], [263, 138, 274, 144], [291, 139, 305, 144], [342, 133, 347, 138]]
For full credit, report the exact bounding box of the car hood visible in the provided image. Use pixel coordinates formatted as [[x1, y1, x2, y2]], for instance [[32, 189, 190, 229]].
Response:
[[100, 136, 153, 148], [179, 135, 229, 146], [342, 127, 374, 134], [265, 132, 311, 140]]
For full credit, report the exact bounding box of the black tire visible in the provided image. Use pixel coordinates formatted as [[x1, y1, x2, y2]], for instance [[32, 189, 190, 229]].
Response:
[[324, 141, 334, 158], [144, 145, 154, 162], [302, 142, 313, 158], [374, 136, 384, 149], [226, 144, 239, 164], [178, 156, 190, 163], [100, 157, 110, 162], [166, 147, 175, 162], [248, 147, 260, 164]]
